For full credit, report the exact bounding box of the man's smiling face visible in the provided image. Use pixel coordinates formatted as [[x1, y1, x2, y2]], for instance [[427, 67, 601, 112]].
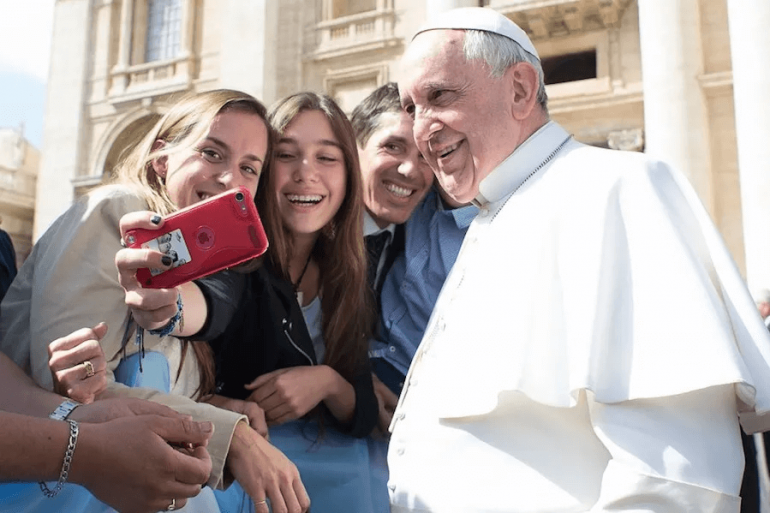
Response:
[[358, 110, 434, 227]]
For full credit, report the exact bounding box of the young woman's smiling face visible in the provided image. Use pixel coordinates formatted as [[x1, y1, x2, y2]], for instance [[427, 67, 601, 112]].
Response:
[[155, 109, 269, 209], [273, 109, 347, 241]]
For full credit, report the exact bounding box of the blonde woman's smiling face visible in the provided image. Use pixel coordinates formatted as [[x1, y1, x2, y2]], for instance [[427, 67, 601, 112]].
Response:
[[155, 109, 269, 209]]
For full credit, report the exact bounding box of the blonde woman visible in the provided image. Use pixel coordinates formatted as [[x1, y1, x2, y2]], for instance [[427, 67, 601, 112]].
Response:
[[0, 89, 309, 513]]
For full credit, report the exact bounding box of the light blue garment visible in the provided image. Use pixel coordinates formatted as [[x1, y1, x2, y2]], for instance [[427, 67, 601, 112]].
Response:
[[369, 187, 478, 376], [216, 421, 389, 513]]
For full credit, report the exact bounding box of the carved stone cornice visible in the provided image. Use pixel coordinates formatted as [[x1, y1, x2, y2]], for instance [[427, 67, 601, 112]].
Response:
[[491, 0, 634, 39]]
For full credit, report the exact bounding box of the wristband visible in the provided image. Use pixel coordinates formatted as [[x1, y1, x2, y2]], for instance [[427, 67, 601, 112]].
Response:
[[39, 419, 79, 498], [48, 399, 81, 421], [135, 292, 184, 372]]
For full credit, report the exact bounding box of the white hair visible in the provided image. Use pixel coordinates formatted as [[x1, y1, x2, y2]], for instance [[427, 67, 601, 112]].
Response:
[[463, 29, 548, 112]]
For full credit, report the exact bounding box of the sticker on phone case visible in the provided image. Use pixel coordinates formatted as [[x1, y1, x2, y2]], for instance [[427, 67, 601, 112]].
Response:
[[142, 229, 192, 276]]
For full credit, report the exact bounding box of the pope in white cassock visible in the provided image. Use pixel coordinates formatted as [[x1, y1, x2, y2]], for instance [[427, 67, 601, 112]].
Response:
[[387, 7, 770, 513]]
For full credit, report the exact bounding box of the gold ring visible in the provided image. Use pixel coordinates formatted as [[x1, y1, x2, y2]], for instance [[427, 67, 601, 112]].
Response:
[[167, 498, 176, 511], [254, 499, 267, 507], [83, 360, 95, 379]]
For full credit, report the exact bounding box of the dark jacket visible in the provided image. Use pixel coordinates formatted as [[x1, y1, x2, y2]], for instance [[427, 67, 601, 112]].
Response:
[[209, 263, 378, 438]]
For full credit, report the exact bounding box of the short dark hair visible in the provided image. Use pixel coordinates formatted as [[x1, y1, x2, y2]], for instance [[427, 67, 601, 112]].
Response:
[[350, 82, 402, 147]]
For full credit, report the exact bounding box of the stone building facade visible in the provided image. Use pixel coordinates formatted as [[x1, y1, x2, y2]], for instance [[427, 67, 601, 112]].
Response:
[[0, 128, 38, 267], [36, 0, 770, 290]]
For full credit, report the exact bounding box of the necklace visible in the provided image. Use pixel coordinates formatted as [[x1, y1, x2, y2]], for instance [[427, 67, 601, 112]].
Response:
[[490, 134, 572, 223], [292, 251, 313, 305]]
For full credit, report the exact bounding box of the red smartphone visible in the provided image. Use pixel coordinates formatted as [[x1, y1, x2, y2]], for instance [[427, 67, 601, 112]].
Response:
[[125, 186, 268, 289]]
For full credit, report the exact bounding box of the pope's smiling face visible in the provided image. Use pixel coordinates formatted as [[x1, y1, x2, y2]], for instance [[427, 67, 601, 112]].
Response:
[[399, 29, 521, 204]]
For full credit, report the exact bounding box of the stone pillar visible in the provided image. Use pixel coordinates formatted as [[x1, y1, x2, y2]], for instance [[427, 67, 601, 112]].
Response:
[[219, 0, 279, 105], [637, 0, 713, 211], [110, 0, 133, 95], [34, 0, 93, 239], [727, 0, 770, 290], [426, 0, 478, 19]]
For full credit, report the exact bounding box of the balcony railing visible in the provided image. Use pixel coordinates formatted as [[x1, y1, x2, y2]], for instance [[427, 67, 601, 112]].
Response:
[[109, 54, 193, 103], [310, 8, 399, 60]]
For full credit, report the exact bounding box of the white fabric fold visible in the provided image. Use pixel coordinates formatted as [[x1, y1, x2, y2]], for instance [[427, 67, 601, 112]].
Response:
[[417, 143, 770, 432]]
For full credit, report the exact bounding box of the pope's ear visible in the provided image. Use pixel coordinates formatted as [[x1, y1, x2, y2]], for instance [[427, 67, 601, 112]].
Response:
[[150, 140, 168, 178], [508, 62, 540, 121]]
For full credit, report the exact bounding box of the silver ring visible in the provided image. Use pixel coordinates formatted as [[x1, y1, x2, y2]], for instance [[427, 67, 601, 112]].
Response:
[[83, 360, 95, 379], [167, 498, 176, 511]]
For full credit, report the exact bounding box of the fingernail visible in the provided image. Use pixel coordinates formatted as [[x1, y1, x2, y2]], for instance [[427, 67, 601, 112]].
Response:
[[161, 255, 173, 267], [200, 421, 214, 433], [151, 215, 162, 225]]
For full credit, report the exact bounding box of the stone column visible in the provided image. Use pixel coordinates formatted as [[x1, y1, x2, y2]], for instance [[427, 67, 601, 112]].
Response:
[[426, 0, 478, 19], [727, 0, 770, 291], [34, 0, 93, 238], [110, 0, 134, 95], [637, 0, 713, 211]]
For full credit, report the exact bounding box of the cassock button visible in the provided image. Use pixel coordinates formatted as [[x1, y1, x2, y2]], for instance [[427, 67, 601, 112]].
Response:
[[397, 448, 405, 455], [388, 483, 396, 491], [479, 207, 489, 217]]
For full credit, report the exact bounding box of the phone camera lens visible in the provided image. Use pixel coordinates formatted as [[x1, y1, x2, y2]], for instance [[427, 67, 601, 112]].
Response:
[[235, 192, 244, 201]]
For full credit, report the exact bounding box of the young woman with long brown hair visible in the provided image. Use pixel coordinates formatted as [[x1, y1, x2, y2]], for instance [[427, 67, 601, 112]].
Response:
[[210, 92, 385, 512]]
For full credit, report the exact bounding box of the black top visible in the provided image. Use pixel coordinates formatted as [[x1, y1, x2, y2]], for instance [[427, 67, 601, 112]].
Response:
[[208, 263, 378, 438], [189, 270, 247, 341]]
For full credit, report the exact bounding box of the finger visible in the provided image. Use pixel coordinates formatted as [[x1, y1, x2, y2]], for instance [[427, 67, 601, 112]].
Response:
[[171, 445, 212, 486], [91, 322, 108, 340], [256, 394, 286, 416], [49, 339, 103, 374], [293, 477, 311, 513], [116, 248, 174, 288], [269, 409, 300, 426], [249, 383, 280, 406], [153, 417, 215, 448], [47, 327, 103, 358], [254, 497, 270, 513], [119, 211, 165, 239], [241, 403, 269, 436], [280, 477, 302, 513], [266, 480, 288, 513], [245, 370, 283, 390]]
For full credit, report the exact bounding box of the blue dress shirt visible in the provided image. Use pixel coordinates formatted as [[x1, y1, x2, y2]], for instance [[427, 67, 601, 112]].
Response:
[[369, 187, 478, 379]]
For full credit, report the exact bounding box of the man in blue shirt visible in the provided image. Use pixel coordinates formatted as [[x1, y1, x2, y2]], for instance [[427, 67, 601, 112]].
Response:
[[351, 85, 478, 431]]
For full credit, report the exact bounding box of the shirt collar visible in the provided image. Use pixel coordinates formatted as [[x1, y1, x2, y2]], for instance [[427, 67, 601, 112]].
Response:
[[363, 211, 397, 237], [430, 186, 479, 230], [474, 121, 570, 206]]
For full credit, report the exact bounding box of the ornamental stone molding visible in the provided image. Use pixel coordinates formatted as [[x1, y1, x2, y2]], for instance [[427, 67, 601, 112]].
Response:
[[490, 0, 634, 39]]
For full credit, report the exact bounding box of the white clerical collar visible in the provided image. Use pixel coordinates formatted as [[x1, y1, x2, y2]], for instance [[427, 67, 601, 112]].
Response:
[[475, 121, 570, 206], [363, 211, 396, 237]]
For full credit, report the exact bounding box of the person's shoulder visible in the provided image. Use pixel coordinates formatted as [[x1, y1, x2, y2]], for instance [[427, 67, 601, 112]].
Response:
[[85, 183, 147, 208]]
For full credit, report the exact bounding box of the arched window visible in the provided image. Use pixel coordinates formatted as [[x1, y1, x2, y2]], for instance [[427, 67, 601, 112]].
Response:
[[145, 0, 182, 62]]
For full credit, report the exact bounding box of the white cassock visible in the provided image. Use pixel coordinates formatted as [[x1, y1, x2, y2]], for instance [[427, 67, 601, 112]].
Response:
[[387, 122, 770, 512]]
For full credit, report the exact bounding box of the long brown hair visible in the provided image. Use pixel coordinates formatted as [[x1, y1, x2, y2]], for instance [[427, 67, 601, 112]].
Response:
[[109, 89, 273, 398], [258, 92, 374, 382]]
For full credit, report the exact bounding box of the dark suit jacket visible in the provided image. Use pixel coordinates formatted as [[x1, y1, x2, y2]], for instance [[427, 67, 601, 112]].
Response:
[[0, 229, 17, 302]]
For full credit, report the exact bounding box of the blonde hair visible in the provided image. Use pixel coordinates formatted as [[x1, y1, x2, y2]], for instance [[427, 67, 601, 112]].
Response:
[[111, 89, 272, 214]]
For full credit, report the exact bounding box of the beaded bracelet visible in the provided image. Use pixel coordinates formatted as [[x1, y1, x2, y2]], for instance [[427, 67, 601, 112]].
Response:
[[135, 292, 184, 371], [39, 419, 79, 498]]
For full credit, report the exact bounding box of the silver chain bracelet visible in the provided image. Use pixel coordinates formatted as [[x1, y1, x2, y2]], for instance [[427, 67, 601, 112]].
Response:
[[39, 419, 79, 498]]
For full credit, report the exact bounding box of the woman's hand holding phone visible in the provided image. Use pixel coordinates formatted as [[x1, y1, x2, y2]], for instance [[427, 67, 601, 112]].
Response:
[[116, 211, 180, 332]]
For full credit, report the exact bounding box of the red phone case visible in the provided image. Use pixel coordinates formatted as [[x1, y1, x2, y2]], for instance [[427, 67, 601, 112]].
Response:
[[125, 187, 268, 289]]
